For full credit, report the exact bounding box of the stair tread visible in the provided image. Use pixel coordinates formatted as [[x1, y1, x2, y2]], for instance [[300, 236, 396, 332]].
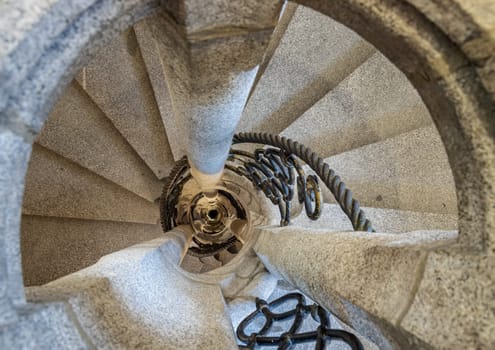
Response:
[[291, 203, 457, 233], [36, 81, 162, 202], [133, 19, 185, 161], [77, 28, 174, 179], [238, 5, 375, 134], [318, 125, 457, 214], [21, 215, 162, 286], [282, 51, 433, 158], [26, 237, 239, 349], [22, 144, 159, 223]]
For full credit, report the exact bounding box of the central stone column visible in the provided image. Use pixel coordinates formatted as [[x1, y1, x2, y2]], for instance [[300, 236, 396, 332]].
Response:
[[147, 0, 283, 188]]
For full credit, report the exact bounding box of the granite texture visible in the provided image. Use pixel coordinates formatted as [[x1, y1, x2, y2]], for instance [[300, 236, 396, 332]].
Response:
[[238, 5, 375, 134], [133, 19, 185, 161], [401, 250, 495, 349], [0, 0, 159, 136], [254, 225, 458, 347], [77, 27, 173, 179], [291, 203, 458, 233], [282, 51, 434, 158], [0, 302, 89, 349], [22, 144, 159, 224], [149, 11, 272, 177], [36, 81, 162, 202], [26, 236, 238, 349], [254, 226, 456, 325], [245, 1, 298, 102], [296, 0, 495, 253], [321, 125, 457, 214], [0, 128, 32, 325], [186, 32, 268, 175], [405, 0, 495, 100], [21, 215, 163, 286], [161, 0, 282, 40]]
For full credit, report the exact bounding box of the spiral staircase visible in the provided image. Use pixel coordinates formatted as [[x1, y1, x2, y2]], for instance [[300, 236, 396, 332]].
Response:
[[1, 1, 495, 349]]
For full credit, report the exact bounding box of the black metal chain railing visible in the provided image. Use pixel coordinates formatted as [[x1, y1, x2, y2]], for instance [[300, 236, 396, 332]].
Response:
[[231, 133, 373, 232], [160, 157, 190, 232], [159, 133, 374, 258], [226, 147, 321, 226], [237, 292, 364, 350]]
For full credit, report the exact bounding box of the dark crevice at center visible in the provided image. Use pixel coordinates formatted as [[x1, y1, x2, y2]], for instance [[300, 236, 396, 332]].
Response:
[[207, 209, 219, 220]]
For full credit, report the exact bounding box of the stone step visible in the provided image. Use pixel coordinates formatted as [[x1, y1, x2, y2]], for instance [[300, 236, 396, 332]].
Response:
[[319, 125, 457, 214], [36, 81, 163, 202], [145, 12, 273, 179], [245, 2, 298, 103], [21, 215, 162, 286], [26, 236, 239, 349], [133, 19, 185, 161], [238, 5, 375, 134], [281, 51, 434, 158], [22, 144, 159, 223], [254, 225, 457, 349], [291, 203, 458, 233], [76, 28, 174, 179]]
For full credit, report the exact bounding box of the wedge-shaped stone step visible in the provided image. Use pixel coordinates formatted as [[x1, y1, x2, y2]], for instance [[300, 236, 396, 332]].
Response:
[[133, 19, 184, 161], [291, 203, 458, 233], [282, 52, 433, 158], [77, 28, 174, 179], [238, 5, 375, 134], [254, 225, 457, 349], [21, 215, 162, 286], [36, 81, 162, 202], [320, 126, 457, 214], [26, 236, 238, 349], [22, 144, 159, 223]]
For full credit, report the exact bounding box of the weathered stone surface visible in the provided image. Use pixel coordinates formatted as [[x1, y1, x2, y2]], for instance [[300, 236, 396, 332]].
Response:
[[26, 236, 238, 349], [226, 269, 278, 331], [0, 128, 31, 325], [238, 5, 375, 134], [0, 0, 158, 135], [0, 0, 92, 112], [401, 250, 495, 349], [255, 226, 459, 348], [161, 0, 282, 39], [22, 144, 159, 224], [254, 226, 456, 325], [282, 52, 433, 158], [321, 126, 457, 214], [21, 215, 163, 286], [133, 19, 185, 161], [246, 2, 298, 102], [77, 28, 174, 179], [405, 0, 495, 100], [292, 203, 458, 233], [37, 81, 162, 202], [0, 302, 89, 349], [149, 11, 272, 177], [295, 0, 495, 253]]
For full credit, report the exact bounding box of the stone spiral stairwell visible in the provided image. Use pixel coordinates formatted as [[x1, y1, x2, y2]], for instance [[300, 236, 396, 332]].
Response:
[[7, 3, 467, 350]]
